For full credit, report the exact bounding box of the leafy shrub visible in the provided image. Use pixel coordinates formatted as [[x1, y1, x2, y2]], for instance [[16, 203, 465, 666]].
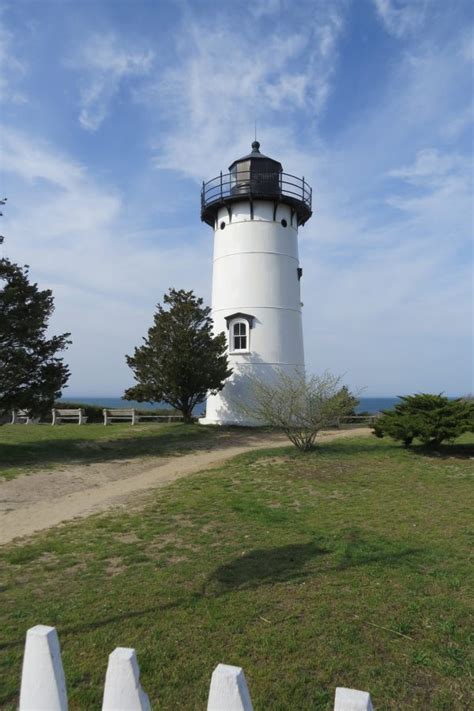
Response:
[[237, 370, 359, 451], [372, 393, 474, 448]]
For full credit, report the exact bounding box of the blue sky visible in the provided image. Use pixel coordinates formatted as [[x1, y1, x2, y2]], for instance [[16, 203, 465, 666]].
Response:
[[1, 0, 472, 397]]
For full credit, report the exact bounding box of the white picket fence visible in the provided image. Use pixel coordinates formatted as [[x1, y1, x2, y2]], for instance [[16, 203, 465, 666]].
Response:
[[18, 624, 374, 710]]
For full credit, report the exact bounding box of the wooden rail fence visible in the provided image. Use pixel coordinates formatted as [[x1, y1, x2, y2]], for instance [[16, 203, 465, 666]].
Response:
[[335, 415, 380, 427], [18, 624, 374, 710]]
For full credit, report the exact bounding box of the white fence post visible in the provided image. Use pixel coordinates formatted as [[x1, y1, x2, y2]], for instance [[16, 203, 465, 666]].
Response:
[[102, 647, 151, 711], [19, 625, 68, 711], [207, 663, 253, 711], [334, 687, 374, 711]]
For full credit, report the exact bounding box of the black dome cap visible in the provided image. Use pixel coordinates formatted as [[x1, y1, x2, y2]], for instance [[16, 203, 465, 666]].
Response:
[[229, 141, 282, 171]]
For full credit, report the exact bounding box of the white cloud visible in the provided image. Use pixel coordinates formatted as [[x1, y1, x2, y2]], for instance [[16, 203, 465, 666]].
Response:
[[460, 27, 474, 62], [303, 244, 471, 394], [372, 0, 427, 38], [388, 148, 468, 186], [143, 3, 345, 180], [1, 125, 212, 394], [68, 32, 154, 131], [440, 107, 473, 142], [302, 141, 471, 393], [295, 34, 472, 394], [0, 17, 27, 104], [250, 0, 283, 19], [264, 73, 309, 110], [2, 126, 85, 189]]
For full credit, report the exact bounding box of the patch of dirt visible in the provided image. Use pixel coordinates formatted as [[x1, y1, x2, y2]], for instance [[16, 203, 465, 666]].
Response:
[[105, 556, 127, 577], [64, 561, 88, 576], [248, 456, 290, 470], [165, 555, 189, 565], [170, 515, 197, 528], [0, 428, 371, 545], [150, 533, 184, 550], [114, 532, 140, 544]]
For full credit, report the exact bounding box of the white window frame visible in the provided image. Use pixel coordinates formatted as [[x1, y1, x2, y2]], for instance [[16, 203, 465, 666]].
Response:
[[229, 318, 250, 354]]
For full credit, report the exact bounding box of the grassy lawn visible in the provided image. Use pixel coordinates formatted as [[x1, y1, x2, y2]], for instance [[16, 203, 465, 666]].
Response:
[[0, 423, 222, 480], [0, 435, 472, 709]]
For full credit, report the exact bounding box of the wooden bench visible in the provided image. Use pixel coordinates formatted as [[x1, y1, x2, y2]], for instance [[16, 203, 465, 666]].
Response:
[[103, 408, 138, 425], [11, 409, 40, 425], [52, 408, 87, 425]]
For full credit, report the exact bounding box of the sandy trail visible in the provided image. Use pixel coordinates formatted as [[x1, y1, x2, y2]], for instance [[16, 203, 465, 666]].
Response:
[[0, 429, 371, 544]]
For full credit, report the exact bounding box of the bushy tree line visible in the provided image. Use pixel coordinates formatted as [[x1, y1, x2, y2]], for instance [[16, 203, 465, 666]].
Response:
[[373, 393, 474, 448]]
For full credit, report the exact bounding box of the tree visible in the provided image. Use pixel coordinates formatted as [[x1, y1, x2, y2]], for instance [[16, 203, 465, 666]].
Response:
[[329, 384, 360, 417], [237, 369, 359, 451], [0, 259, 71, 419], [124, 288, 232, 423], [372, 393, 474, 448]]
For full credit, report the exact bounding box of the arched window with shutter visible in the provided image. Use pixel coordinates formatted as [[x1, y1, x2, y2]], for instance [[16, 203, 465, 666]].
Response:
[[224, 312, 254, 354], [230, 319, 248, 353]]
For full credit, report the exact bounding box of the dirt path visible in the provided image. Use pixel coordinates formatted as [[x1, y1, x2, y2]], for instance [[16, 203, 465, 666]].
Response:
[[0, 429, 371, 545]]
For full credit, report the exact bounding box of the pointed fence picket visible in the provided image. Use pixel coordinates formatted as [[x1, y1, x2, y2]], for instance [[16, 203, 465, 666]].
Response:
[[102, 648, 151, 711], [19, 626, 68, 711], [18, 624, 374, 710], [207, 664, 254, 711]]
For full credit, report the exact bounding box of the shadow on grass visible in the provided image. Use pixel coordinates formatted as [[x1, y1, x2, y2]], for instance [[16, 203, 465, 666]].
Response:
[[0, 531, 422, 652], [409, 443, 474, 460], [0, 426, 277, 474], [208, 531, 422, 593], [305, 438, 401, 457], [311, 436, 474, 460], [210, 541, 330, 588], [0, 433, 205, 476], [0, 597, 192, 652]]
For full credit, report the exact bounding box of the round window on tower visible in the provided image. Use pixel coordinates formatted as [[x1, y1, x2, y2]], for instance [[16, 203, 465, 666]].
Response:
[[281, 218, 287, 228], [220, 221, 226, 230]]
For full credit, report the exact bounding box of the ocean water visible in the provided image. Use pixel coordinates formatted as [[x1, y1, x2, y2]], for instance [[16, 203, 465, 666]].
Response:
[[355, 397, 400, 413], [63, 396, 400, 415]]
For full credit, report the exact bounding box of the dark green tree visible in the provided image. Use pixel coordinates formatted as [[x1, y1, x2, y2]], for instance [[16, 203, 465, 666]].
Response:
[[124, 288, 232, 423], [372, 393, 474, 448], [329, 385, 360, 416], [0, 259, 71, 419]]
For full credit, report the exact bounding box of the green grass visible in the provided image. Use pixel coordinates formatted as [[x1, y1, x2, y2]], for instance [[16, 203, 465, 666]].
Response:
[[0, 423, 223, 480], [0, 435, 473, 709]]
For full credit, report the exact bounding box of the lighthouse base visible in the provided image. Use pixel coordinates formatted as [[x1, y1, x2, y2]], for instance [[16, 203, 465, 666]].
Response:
[[198, 415, 260, 427], [200, 362, 304, 428]]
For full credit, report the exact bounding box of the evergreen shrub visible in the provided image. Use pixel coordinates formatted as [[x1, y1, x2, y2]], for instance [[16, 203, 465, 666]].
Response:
[[372, 393, 474, 448]]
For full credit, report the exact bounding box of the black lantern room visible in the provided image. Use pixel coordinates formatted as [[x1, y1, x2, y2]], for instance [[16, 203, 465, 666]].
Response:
[[229, 141, 282, 198], [201, 141, 312, 227]]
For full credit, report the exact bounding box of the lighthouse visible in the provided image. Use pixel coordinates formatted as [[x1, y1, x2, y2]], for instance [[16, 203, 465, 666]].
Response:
[[199, 141, 312, 426]]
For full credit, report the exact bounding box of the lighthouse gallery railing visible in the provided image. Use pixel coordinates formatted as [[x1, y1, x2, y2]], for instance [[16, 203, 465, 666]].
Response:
[[201, 171, 312, 213]]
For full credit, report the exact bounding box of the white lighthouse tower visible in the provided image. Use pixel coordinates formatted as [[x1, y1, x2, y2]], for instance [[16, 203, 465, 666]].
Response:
[[199, 141, 312, 426]]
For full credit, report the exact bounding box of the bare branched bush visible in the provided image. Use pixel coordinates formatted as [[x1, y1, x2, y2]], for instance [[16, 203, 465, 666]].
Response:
[[237, 369, 358, 451]]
